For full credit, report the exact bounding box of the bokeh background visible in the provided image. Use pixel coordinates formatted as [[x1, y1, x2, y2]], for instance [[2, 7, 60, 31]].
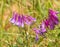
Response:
[[0, 0, 60, 47]]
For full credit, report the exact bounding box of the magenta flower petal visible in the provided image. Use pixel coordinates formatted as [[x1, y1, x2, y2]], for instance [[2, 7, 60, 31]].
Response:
[[23, 15, 36, 25], [10, 13, 24, 27], [44, 9, 59, 30], [35, 35, 39, 41], [50, 16, 59, 25], [49, 19, 55, 30], [15, 16, 21, 26], [10, 12, 36, 27], [27, 16, 36, 22], [15, 16, 24, 27], [21, 16, 24, 27], [33, 22, 46, 35], [10, 12, 18, 24], [33, 22, 46, 41], [44, 19, 49, 27], [49, 9, 58, 15], [49, 9, 59, 25], [39, 22, 46, 33], [33, 28, 40, 34]]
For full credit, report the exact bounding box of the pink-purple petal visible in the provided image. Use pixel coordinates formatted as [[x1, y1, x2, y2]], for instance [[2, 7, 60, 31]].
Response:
[[10, 12, 17, 24], [33, 28, 40, 34], [39, 22, 46, 33]]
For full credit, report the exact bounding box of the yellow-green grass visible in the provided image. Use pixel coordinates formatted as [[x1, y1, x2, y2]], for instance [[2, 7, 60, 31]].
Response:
[[0, 0, 60, 47]]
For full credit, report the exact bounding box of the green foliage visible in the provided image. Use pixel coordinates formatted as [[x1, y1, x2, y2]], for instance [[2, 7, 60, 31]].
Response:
[[0, 0, 60, 47]]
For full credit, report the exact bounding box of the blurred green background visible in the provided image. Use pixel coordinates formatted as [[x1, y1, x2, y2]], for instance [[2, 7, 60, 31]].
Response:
[[0, 0, 60, 47]]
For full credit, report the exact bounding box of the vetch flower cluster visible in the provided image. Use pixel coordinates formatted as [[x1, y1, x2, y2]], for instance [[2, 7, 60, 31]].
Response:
[[33, 9, 59, 41], [10, 12, 36, 27], [44, 9, 59, 30], [33, 22, 46, 41]]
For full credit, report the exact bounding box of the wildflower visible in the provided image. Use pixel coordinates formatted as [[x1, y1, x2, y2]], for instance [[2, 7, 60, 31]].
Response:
[[44, 9, 59, 30], [49, 9, 59, 25], [10, 12, 36, 27], [44, 19, 49, 27], [49, 19, 55, 30], [10, 12, 18, 24], [39, 22, 46, 33], [15, 16, 24, 27], [23, 15, 36, 25], [33, 22, 46, 40]]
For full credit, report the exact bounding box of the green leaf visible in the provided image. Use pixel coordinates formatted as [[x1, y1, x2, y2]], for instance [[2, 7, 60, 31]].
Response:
[[17, 37, 23, 45]]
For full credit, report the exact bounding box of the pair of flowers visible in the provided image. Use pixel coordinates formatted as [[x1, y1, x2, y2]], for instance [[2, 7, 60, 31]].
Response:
[[10, 9, 59, 41], [33, 9, 59, 41]]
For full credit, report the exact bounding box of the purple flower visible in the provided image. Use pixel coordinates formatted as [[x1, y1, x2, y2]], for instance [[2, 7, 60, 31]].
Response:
[[10, 12, 36, 27], [33, 22, 46, 40], [10, 12, 18, 24], [15, 16, 24, 27], [39, 22, 46, 33], [23, 15, 36, 25], [33, 22, 46, 34], [44, 19, 49, 27], [48, 18, 55, 30], [49, 9, 59, 25], [44, 9, 59, 30]]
